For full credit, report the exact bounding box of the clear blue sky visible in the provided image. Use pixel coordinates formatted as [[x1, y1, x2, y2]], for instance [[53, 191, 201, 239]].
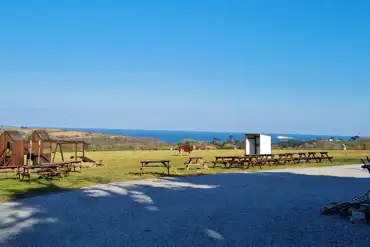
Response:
[[0, 0, 369, 136]]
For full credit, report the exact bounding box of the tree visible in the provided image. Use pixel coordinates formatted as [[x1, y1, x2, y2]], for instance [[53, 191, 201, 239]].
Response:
[[212, 137, 220, 145], [234, 140, 243, 149], [227, 135, 235, 144], [222, 143, 236, 149]]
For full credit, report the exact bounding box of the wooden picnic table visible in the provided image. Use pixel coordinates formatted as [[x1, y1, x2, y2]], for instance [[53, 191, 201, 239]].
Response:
[[20, 164, 62, 182], [318, 152, 333, 163], [307, 152, 320, 163], [277, 153, 292, 165], [229, 156, 264, 169], [41, 160, 83, 173], [213, 156, 244, 168], [260, 154, 280, 166], [68, 160, 83, 171], [295, 152, 309, 164], [140, 160, 170, 175], [184, 157, 209, 170]]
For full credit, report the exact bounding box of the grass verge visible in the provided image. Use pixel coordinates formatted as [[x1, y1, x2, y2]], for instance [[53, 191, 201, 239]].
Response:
[[0, 149, 368, 201]]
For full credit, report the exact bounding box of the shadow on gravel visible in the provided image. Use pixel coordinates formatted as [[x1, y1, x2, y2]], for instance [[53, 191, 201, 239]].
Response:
[[1, 170, 370, 247]]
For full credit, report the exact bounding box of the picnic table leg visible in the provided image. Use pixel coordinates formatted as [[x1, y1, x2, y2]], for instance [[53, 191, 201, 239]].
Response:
[[246, 159, 252, 169], [326, 155, 332, 163], [258, 161, 262, 169], [140, 163, 144, 176], [166, 162, 170, 175], [305, 156, 310, 163], [203, 162, 209, 170], [26, 169, 30, 183], [16, 167, 20, 180]]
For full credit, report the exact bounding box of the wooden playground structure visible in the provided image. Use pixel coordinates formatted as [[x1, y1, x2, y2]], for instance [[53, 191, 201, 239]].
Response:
[[0, 131, 25, 168], [25, 130, 95, 164], [0, 130, 100, 182]]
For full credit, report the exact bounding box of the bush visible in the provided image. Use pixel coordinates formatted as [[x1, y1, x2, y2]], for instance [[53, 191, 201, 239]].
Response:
[[221, 143, 236, 149]]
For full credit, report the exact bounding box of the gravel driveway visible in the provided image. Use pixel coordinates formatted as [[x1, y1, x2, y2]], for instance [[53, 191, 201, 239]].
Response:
[[1, 165, 370, 247]]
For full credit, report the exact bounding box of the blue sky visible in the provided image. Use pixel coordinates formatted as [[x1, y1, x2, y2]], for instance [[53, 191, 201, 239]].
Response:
[[0, 0, 369, 136]]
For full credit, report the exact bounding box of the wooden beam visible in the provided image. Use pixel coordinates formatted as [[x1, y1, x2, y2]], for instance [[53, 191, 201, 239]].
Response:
[[59, 143, 64, 161], [52, 143, 58, 161]]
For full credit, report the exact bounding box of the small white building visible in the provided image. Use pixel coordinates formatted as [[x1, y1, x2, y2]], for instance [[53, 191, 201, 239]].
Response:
[[244, 134, 271, 155]]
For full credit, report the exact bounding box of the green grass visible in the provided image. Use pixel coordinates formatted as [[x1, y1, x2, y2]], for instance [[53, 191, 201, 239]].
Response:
[[0, 149, 368, 202]]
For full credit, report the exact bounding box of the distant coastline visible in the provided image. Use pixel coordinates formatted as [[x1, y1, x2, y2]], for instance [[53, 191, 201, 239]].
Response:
[[1, 125, 366, 151], [59, 127, 352, 144]]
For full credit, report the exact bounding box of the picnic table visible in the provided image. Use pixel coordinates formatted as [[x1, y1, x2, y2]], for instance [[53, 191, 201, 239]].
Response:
[[184, 157, 209, 170], [294, 152, 309, 163], [318, 152, 333, 163], [213, 156, 244, 168], [259, 154, 280, 166], [67, 160, 83, 172], [229, 156, 263, 169], [277, 153, 294, 165], [140, 160, 170, 175], [306, 152, 333, 163], [40, 161, 82, 174], [307, 152, 321, 163], [20, 164, 61, 183]]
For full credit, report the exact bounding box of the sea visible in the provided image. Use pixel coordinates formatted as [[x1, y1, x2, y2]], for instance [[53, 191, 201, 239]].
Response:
[[62, 128, 351, 144]]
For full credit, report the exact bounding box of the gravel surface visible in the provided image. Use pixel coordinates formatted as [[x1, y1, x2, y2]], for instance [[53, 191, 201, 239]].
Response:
[[1, 165, 370, 247]]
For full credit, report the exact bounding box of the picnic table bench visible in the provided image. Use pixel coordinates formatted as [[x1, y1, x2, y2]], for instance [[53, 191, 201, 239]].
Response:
[[229, 156, 263, 169], [67, 160, 83, 172], [184, 157, 209, 170], [304, 152, 334, 163], [306, 152, 317, 162], [140, 160, 170, 175], [277, 153, 295, 164], [20, 164, 62, 183], [294, 152, 309, 163], [318, 152, 333, 163], [259, 154, 280, 166], [213, 156, 244, 168], [40, 162, 71, 175]]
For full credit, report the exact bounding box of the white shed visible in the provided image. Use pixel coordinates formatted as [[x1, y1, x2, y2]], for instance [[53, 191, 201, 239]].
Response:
[[244, 134, 271, 155]]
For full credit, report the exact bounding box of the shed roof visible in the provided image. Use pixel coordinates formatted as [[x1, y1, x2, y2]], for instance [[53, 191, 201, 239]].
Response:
[[34, 130, 50, 140], [3, 131, 24, 141], [245, 134, 270, 138]]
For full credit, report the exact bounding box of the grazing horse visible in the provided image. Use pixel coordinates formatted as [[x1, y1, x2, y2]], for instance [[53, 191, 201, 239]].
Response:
[[178, 144, 194, 156]]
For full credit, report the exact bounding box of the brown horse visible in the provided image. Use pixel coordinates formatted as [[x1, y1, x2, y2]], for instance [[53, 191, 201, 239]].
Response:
[[178, 144, 194, 156]]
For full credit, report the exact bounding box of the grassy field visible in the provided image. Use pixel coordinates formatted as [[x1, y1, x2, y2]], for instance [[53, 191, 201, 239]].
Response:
[[0, 149, 368, 202]]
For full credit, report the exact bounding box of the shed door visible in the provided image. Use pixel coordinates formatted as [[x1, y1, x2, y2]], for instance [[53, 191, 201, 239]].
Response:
[[248, 138, 256, 154]]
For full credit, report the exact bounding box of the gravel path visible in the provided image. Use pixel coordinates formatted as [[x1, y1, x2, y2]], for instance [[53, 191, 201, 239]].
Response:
[[1, 165, 370, 247]]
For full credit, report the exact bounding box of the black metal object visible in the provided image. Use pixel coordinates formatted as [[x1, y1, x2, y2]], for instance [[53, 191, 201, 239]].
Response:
[[361, 156, 370, 173], [321, 190, 370, 215]]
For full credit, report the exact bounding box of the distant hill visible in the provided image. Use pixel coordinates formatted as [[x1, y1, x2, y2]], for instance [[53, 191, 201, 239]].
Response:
[[0, 127, 169, 151]]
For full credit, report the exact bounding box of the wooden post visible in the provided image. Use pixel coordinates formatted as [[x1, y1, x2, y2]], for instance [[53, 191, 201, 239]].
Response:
[[29, 140, 33, 165], [82, 142, 85, 158], [37, 140, 41, 164], [52, 143, 58, 161], [59, 143, 64, 161]]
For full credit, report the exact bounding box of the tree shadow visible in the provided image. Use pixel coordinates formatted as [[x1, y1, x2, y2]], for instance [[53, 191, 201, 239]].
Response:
[[1, 168, 370, 247]]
